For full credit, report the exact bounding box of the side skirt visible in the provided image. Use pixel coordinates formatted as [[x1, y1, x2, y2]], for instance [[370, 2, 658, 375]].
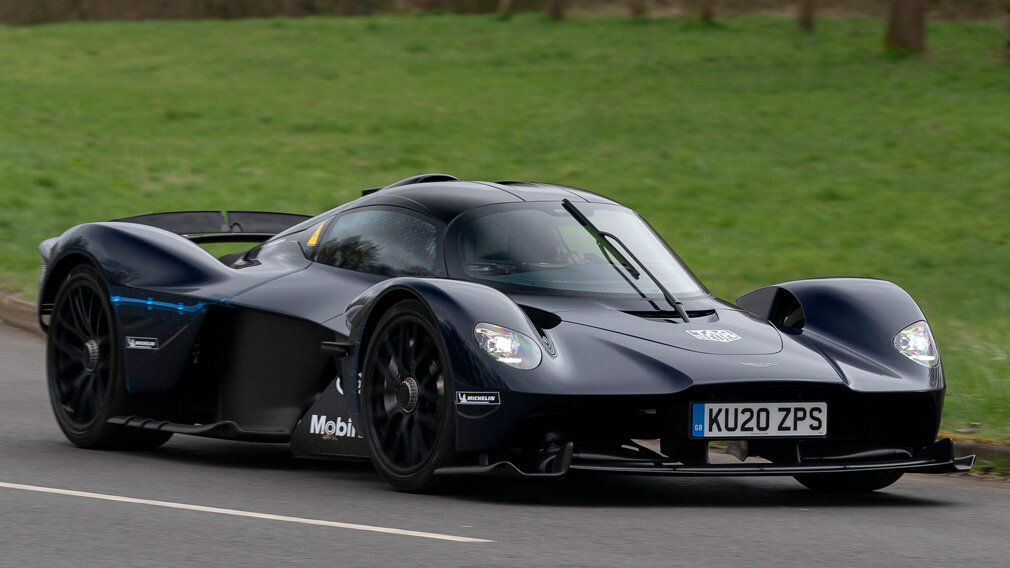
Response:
[[108, 416, 288, 443]]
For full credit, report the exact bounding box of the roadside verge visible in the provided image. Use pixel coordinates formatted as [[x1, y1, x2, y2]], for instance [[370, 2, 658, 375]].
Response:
[[0, 293, 39, 336]]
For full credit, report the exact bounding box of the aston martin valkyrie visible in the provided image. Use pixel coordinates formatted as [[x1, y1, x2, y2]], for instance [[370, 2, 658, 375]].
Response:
[[37, 174, 973, 491]]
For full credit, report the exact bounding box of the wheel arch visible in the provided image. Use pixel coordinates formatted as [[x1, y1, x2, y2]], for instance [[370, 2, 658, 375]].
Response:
[[347, 278, 540, 382], [38, 250, 101, 330], [354, 286, 428, 373]]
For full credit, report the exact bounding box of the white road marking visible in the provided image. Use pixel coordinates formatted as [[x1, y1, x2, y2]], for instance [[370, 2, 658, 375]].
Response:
[[0, 481, 491, 543]]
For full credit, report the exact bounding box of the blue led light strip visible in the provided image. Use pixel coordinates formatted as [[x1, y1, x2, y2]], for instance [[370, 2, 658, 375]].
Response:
[[110, 295, 210, 315]]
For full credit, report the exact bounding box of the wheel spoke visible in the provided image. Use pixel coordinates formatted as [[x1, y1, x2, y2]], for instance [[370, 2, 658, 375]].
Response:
[[417, 363, 441, 387], [93, 298, 107, 337], [53, 336, 80, 359], [92, 375, 106, 410], [411, 338, 434, 376], [381, 412, 402, 450], [418, 387, 439, 407], [398, 324, 408, 369], [375, 359, 399, 389], [79, 382, 96, 419], [67, 376, 86, 414], [403, 424, 418, 464], [393, 410, 411, 464], [58, 368, 84, 397], [415, 426, 429, 458], [381, 337, 406, 376], [85, 288, 99, 335], [72, 369, 91, 390], [70, 290, 93, 337], [406, 323, 420, 375], [57, 313, 86, 342], [415, 413, 437, 430]]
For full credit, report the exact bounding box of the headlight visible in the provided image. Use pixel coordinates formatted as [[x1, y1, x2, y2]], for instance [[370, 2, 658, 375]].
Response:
[[893, 321, 938, 367], [474, 323, 542, 370]]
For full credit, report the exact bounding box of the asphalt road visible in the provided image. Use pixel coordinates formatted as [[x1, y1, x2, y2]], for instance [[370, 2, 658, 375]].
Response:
[[1, 324, 1008, 567]]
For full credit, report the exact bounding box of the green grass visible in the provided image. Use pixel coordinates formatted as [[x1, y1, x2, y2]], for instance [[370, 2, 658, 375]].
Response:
[[1, 14, 1009, 438]]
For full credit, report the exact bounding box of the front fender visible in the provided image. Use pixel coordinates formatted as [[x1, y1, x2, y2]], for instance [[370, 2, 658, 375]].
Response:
[[342, 277, 544, 393], [337, 278, 549, 452], [737, 278, 943, 391]]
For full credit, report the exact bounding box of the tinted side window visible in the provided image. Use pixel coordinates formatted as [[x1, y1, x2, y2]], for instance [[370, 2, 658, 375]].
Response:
[[315, 209, 442, 277]]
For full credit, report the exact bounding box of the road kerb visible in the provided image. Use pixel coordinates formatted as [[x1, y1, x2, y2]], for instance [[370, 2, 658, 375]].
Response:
[[0, 292, 40, 337]]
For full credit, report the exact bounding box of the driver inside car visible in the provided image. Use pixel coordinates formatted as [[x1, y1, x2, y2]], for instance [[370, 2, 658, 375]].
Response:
[[506, 220, 590, 270]]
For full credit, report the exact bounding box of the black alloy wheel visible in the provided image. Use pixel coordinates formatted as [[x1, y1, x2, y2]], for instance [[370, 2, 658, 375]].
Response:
[[50, 274, 112, 428], [361, 299, 454, 491], [46, 265, 171, 449]]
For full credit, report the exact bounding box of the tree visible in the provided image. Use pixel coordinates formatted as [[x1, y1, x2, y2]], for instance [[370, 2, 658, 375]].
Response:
[[798, 0, 815, 33], [694, 0, 714, 24], [629, 0, 648, 19], [884, 0, 928, 53], [1004, 0, 1010, 62], [498, 0, 515, 15], [546, 0, 565, 21], [338, 0, 354, 16]]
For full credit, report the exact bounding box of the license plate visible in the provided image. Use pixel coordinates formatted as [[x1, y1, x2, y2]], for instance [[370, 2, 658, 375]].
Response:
[[690, 402, 827, 438]]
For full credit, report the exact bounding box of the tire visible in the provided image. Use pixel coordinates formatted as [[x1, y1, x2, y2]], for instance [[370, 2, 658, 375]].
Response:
[[794, 470, 903, 493], [46, 265, 172, 450], [360, 299, 455, 491]]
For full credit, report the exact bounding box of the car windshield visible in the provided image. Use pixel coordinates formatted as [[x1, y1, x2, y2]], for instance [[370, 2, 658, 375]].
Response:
[[456, 203, 705, 297]]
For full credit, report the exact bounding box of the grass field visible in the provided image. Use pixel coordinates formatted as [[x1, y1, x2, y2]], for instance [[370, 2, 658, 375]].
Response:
[[1, 14, 1008, 438]]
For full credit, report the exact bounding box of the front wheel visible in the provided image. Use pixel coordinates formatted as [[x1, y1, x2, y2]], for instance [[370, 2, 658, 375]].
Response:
[[360, 300, 455, 492], [794, 470, 903, 493]]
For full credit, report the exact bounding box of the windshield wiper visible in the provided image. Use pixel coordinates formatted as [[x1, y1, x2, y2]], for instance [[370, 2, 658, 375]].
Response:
[[561, 199, 691, 323]]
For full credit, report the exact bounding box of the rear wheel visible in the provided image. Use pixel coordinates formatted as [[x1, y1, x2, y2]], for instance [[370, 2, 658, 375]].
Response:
[[47, 265, 172, 450], [360, 300, 454, 491], [794, 471, 903, 493]]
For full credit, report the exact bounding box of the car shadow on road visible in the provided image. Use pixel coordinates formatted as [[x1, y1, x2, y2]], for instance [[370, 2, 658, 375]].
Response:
[[120, 438, 953, 509], [442, 472, 953, 509], [114, 436, 377, 476]]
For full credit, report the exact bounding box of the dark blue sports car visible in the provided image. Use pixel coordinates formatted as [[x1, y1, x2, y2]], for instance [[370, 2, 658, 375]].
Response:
[[37, 174, 973, 491]]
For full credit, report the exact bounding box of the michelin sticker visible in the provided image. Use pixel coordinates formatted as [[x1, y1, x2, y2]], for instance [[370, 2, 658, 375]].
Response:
[[456, 392, 501, 406], [125, 337, 159, 350]]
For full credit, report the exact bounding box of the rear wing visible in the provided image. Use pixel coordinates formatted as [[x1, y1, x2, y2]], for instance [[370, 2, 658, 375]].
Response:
[[113, 211, 311, 244]]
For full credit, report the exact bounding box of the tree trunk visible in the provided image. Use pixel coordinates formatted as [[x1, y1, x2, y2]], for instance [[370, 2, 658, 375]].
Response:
[[338, 0, 354, 15], [546, 0, 565, 21], [1004, 0, 1010, 62], [70, 0, 92, 21], [498, 0, 515, 14], [629, 0, 648, 18], [798, 0, 815, 32], [271, 0, 301, 17], [394, 0, 417, 12], [884, 0, 927, 52], [695, 0, 714, 24]]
